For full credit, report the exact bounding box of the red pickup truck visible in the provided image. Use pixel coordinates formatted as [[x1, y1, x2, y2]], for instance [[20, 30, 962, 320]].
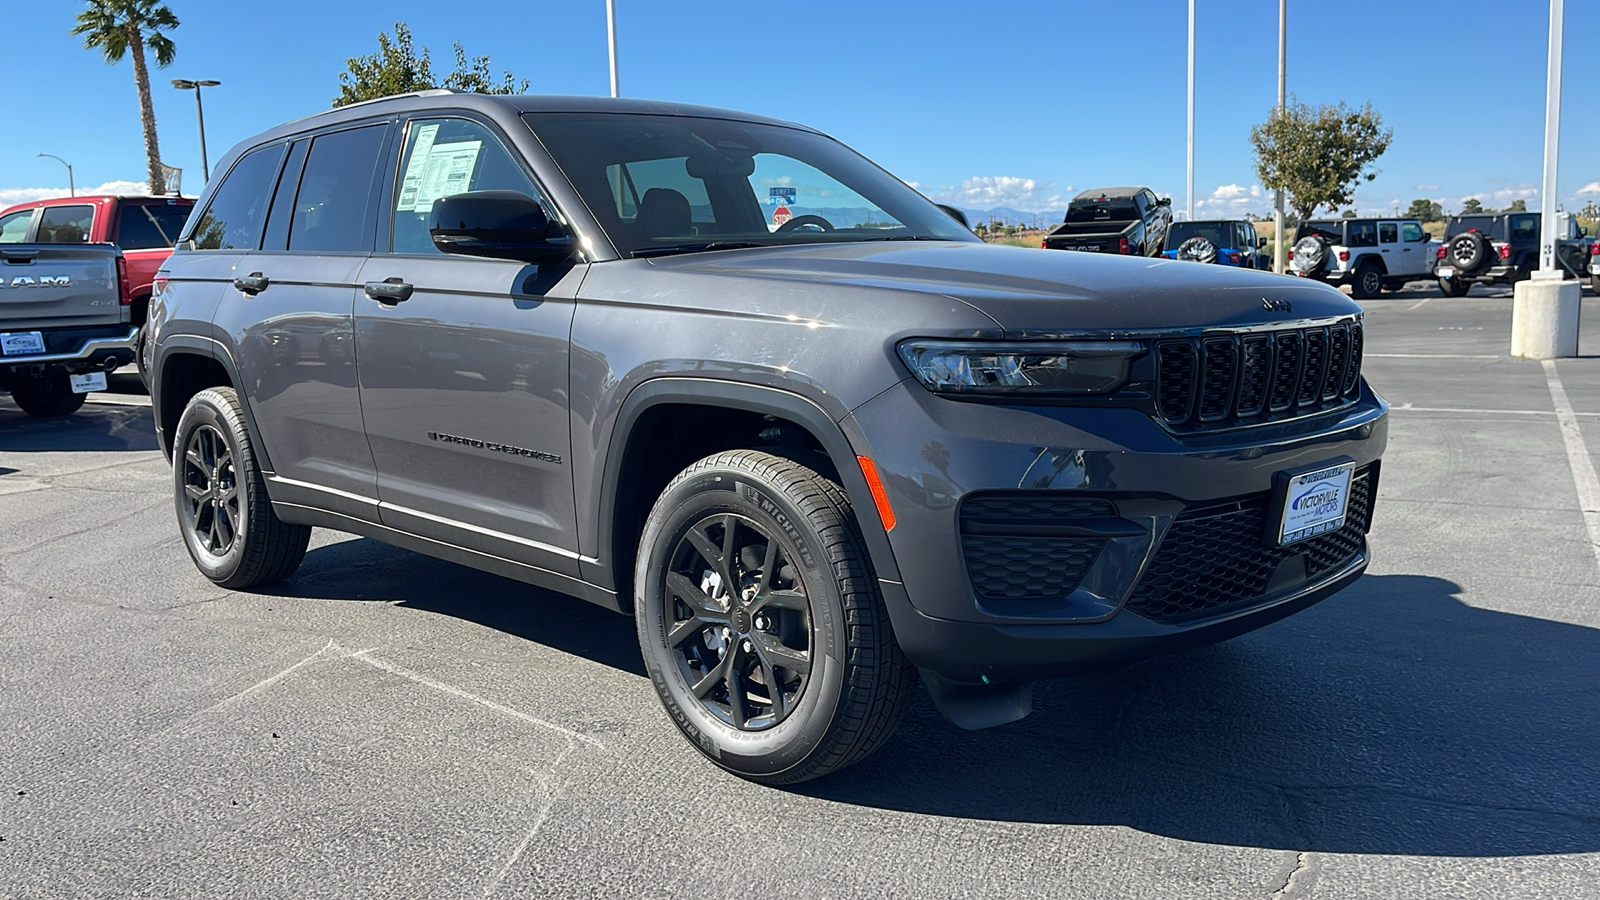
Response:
[[0, 195, 194, 334]]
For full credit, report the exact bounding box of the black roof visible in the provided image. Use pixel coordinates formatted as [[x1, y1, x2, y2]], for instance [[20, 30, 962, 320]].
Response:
[[1072, 187, 1147, 201]]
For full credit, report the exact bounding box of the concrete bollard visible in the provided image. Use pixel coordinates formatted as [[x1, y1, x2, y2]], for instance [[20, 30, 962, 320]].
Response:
[[1511, 274, 1581, 359]]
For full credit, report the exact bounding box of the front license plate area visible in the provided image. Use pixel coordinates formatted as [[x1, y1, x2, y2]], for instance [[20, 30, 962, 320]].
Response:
[[69, 372, 107, 394], [1, 331, 46, 356], [1272, 460, 1355, 546]]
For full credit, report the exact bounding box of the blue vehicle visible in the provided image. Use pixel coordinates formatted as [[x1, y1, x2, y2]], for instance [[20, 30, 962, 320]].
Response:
[[1162, 219, 1268, 268]]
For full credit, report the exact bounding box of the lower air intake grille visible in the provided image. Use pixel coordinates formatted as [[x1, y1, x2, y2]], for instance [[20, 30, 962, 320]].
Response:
[[1124, 465, 1375, 622], [960, 494, 1116, 608]]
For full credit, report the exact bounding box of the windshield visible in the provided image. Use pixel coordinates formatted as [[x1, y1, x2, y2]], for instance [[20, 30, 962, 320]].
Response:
[[1167, 222, 1233, 247], [525, 112, 978, 257]]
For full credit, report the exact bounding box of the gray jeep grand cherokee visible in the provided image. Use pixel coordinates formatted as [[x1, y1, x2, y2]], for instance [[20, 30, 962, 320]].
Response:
[[147, 91, 1386, 783]]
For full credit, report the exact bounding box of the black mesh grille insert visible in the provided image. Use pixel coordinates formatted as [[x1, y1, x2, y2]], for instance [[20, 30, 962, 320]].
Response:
[[1124, 467, 1375, 622], [959, 493, 1118, 606], [1156, 322, 1362, 431]]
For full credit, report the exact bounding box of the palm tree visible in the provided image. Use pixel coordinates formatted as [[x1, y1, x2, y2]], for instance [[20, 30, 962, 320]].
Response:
[[72, 0, 180, 195]]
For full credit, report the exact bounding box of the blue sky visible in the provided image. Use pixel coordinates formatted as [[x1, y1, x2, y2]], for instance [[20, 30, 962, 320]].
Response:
[[5, 1, 1598, 219]]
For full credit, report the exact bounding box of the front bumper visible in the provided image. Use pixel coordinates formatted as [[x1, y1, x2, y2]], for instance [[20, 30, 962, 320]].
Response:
[[0, 326, 137, 372], [846, 378, 1387, 681]]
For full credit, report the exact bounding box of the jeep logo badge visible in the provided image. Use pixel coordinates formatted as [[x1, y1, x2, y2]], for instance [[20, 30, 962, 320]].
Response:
[[1262, 298, 1292, 313]]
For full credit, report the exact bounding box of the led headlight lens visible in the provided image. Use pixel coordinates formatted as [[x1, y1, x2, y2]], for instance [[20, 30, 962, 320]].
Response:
[[898, 340, 1144, 395]]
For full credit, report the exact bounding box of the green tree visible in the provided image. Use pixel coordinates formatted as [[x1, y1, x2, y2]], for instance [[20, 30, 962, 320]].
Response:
[[1405, 198, 1444, 222], [1504, 199, 1528, 213], [1250, 98, 1393, 222], [1340, 209, 1358, 218], [72, 0, 180, 196], [335, 22, 528, 107], [1461, 198, 1486, 214]]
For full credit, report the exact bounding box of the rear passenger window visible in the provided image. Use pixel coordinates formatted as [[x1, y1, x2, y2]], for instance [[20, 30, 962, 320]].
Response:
[[189, 144, 286, 250], [117, 203, 190, 250], [0, 210, 31, 243], [288, 125, 388, 253], [37, 205, 95, 243], [391, 118, 543, 255]]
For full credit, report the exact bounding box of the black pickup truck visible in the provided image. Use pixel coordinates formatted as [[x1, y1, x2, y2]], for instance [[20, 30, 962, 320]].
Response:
[[1042, 187, 1172, 256]]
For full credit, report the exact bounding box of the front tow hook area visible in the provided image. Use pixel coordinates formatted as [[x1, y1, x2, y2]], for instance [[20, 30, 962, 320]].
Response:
[[920, 670, 1034, 730]]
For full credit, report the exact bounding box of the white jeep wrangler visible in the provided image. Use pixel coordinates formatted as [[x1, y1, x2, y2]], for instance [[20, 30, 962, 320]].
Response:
[[1289, 218, 1439, 299]]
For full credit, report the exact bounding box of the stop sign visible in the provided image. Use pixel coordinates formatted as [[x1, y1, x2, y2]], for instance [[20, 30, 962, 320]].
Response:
[[772, 205, 792, 226]]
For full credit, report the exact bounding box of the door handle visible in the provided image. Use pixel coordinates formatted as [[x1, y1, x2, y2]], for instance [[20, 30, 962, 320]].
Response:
[[364, 277, 414, 305], [233, 272, 269, 294]]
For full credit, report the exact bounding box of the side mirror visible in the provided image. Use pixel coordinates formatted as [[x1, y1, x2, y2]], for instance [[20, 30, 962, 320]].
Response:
[[1583, 226, 1590, 237], [1258, 237, 1268, 249], [429, 190, 573, 263], [1157, 197, 1172, 207], [935, 204, 970, 229]]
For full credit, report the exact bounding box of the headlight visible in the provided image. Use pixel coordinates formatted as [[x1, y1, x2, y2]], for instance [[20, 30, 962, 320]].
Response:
[[897, 340, 1144, 395]]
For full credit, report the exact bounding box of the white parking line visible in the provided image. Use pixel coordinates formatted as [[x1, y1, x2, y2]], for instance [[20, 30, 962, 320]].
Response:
[[1408, 298, 1431, 311], [1541, 359, 1600, 575], [1366, 353, 1499, 359], [1390, 404, 1600, 418]]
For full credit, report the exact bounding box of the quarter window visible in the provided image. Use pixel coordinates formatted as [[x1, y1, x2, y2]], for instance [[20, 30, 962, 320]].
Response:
[[1511, 215, 1538, 241], [0, 210, 31, 243], [1347, 222, 1378, 248], [37, 205, 95, 243], [288, 125, 388, 253], [391, 117, 543, 255], [189, 144, 287, 250]]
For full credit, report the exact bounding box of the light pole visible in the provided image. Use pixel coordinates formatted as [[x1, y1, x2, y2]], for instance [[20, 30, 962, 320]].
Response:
[[36, 153, 74, 197], [1273, 0, 1287, 273], [606, 0, 620, 98], [1186, 0, 1195, 222], [1536, 0, 1564, 276], [171, 79, 221, 184]]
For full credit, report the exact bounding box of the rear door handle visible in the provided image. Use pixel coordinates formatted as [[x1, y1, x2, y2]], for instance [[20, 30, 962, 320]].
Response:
[[364, 277, 413, 305], [233, 272, 269, 294]]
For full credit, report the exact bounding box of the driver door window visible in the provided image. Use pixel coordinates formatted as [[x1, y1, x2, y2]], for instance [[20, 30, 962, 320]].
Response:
[[0, 210, 32, 243], [391, 117, 547, 255]]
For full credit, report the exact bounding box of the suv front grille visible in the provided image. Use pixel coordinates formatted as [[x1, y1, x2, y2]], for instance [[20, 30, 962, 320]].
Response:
[[1156, 322, 1364, 431], [959, 494, 1116, 610], [1124, 465, 1376, 622]]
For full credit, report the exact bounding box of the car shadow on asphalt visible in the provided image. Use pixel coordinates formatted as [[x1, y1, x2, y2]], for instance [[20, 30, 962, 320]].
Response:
[[278, 537, 647, 676], [0, 401, 160, 452], [800, 572, 1600, 858]]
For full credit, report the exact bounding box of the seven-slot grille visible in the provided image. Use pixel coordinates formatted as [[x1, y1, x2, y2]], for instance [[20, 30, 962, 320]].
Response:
[[1156, 321, 1363, 430]]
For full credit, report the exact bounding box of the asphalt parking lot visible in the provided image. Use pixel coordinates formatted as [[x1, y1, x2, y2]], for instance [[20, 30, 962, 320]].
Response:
[[3, 282, 1600, 899]]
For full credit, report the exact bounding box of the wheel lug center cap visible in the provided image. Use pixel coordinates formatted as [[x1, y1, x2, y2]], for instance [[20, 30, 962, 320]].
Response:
[[730, 605, 752, 635]]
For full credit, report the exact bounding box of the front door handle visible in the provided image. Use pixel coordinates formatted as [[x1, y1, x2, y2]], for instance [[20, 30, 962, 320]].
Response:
[[233, 272, 269, 294], [364, 277, 414, 305]]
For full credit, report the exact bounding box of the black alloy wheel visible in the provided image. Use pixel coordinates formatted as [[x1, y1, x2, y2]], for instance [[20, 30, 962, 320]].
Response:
[[635, 450, 916, 784], [1449, 233, 1487, 271], [181, 424, 241, 557], [665, 512, 813, 731], [172, 387, 310, 588], [1353, 264, 1383, 300]]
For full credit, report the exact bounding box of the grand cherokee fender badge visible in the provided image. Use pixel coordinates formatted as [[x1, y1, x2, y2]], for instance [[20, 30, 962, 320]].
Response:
[[1262, 297, 1293, 313], [427, 431, 562, 464]]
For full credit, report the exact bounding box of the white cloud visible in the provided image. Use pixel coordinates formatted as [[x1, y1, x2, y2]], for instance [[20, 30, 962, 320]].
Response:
[[932, 176, 1071, 211], [1489, 185, 1538, 204], [1193, 183, 1267, 215], [1576, 182, 1600, 197], [1414, 183, 1440, 191], [0, 181, 150, 208]]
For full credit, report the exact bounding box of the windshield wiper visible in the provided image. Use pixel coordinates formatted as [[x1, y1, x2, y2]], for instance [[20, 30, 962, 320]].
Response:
[[860, 235, 949, 242], [631, 241, 766, 258]]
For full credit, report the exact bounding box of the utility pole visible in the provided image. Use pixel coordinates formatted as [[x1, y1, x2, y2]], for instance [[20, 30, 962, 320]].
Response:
[[1187, 0, 1195, 222], [1273, 0, 1287, 273], [1511, 0, 1578, 359], [37, 153, 74, 197], [607, 0, 620, 98]]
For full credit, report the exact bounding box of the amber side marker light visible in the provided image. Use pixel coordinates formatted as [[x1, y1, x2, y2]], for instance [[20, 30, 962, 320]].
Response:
[[856, 455, 896, 532]]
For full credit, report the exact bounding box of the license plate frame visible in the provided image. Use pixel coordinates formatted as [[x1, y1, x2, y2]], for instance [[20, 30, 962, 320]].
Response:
[[1269, 458, 1356, 547], [0, 331, 46, 356], [1436, 266, 1455, 278], [69, 371, 107, 394]]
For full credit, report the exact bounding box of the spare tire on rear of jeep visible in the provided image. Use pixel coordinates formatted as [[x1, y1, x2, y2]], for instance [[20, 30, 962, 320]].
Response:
[[1448, 232, 1489, 272], [1292, 236, 1329, 276], [1175, 236, 1218, 264]]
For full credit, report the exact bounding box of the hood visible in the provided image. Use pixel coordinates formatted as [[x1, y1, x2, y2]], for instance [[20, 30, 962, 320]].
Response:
[[649, 241, 1360, 337]]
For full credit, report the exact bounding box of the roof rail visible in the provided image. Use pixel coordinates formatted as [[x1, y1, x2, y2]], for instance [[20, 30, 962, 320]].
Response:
[[290, 88, 458, 125]]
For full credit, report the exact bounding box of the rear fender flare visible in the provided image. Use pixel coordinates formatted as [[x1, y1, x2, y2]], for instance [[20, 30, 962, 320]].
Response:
[[152, 334, 270, 472]]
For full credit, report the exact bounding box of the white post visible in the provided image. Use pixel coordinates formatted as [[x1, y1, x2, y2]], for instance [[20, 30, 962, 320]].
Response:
[[1537, 0, 1564, 275], [1186, 0, 1195, 222], [1273, 0, 1287, 274], [606, 0, 620, 98], [1513, 0, 1578, 359]]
